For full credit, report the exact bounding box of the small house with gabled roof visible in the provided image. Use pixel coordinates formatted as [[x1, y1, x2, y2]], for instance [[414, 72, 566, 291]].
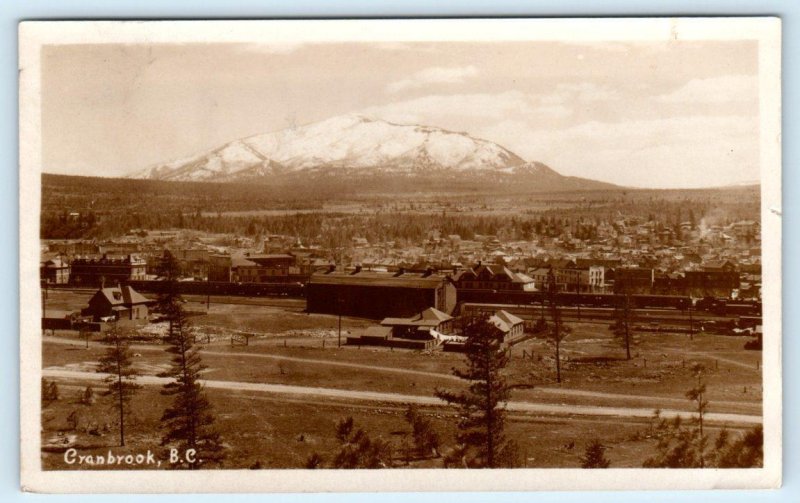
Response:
[[81, 284, 152, 322]]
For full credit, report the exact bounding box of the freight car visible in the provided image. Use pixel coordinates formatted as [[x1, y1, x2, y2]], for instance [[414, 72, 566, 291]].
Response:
[[454, 288, 691, 310], [695, 297, 762, 316]]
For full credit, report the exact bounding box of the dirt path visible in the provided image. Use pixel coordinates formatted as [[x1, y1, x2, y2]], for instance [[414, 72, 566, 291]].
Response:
[[44, 336, 462, 381], [43, 336, 760, 411], [683, 351, 760, 371], [532, 387, 759, 410], [42, 368, 761, 425]]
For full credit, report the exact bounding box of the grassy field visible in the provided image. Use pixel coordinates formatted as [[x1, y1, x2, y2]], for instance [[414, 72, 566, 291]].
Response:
[[41, 289, 762, 469], [43, 380, 750, 470]]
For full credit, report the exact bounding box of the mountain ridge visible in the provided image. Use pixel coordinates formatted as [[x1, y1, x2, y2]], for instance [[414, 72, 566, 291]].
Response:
[[129, 114, 617, 191]]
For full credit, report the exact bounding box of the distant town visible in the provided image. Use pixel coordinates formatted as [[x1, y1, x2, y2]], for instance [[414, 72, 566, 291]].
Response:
[[41, 196, 762, 309], [38, 175, 764, 470]]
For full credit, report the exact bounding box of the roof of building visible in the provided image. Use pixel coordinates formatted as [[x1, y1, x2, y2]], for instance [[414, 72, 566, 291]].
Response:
[[42, 257, 68, 268], [231, 255, 258, 268], [94, 285, 150, 306], [381, 307, 454, 328], [548, 258, 577, 269], [362, 326, 392, 338], [249, 254, 295, 261], [703, 260, 737, 271], [309, 271, 449, 289], [489, 310, 524, 333], [458, 264, 533, 284], [515, 272, 534, 283], [43, 309, 76, 320]]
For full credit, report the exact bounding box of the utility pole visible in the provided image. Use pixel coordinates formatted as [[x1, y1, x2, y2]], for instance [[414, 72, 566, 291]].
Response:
[[688, 301, 694, 340], [41, 279, 49, 320], [337, 296, 343, 348]]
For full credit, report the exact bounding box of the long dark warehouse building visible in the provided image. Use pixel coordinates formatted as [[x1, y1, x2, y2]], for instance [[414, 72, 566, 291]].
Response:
[[307, 269, 456, 319]]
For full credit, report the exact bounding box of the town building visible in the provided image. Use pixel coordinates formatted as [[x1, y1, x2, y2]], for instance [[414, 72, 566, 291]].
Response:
[[209, 253, 302, 283], [454, 263, 535, 292], [69, 254, 147, 287], [488, 310, 525, 340], [174, 248, 210, 279], [685, 261, 740, 298], [458, 304, 526, 341], [307, 268, 456, 319], [208, 253, 233, 282], [40, 257, 70, 285], [588, 266, 606, 292], [614, 267, 655, 294], [81, 285, 152, 323], [380, 307, 455, 339]]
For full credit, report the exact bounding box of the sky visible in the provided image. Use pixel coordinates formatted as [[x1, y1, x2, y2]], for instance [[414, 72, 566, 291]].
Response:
[[41, 40, 760, 188]]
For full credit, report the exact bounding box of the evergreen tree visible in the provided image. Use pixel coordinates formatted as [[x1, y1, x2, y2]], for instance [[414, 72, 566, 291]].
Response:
[[714, 426, 763, 468], [435, 315, 518, 468], [404, 404, 440, 459], [159, 304, 224, 468], [643, 366, 723, 468], [96, 324, 141, 446], [331, 416, 393, 469], [581, 439, 611, 468]]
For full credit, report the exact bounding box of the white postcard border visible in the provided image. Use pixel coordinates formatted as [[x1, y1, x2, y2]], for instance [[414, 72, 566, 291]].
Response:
[[19, 17, 782, 493]]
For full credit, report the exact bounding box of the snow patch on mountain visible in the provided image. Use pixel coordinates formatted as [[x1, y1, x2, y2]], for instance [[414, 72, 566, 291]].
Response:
[[131, 114, 529, 182]]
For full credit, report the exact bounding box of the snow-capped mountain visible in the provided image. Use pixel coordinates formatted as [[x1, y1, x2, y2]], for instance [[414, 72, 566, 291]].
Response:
[[131, 114, 526, 182], [130, 114, 615, 190]]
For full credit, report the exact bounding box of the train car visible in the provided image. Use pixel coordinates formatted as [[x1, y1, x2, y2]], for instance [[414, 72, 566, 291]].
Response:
[[454, 287, 695, 312], [630, 294, 692, 310], [718, 301, 762, 317]]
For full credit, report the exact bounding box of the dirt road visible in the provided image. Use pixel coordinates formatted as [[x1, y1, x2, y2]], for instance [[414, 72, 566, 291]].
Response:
[[43, 368, 761, 425], [43, 336, 760, 412]]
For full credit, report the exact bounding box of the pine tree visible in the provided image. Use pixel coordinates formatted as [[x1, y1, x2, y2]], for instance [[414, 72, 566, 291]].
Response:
[[159, 303, 224, 468], [644, 366, 716, 468], [96, 324, 140, 446], [404, 404, 440, 459], [581, 439, 611, 468], [435, 315, 518, 468], [331, 416, 393, 468], [714, 425, 763, 468], [685, 364, 710, 467]]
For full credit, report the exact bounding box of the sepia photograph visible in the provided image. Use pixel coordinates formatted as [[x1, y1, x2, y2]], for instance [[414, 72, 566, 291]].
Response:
[[18, 18, 781, 492]]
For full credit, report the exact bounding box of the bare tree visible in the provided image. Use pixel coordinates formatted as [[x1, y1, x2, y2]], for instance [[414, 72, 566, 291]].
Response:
[[612, 282, 634, 360], [546, 269, 570, 383]]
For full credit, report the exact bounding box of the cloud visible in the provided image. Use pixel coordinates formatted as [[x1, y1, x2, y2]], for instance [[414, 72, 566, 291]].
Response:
[[360, 84, 759, 188], [539, 82, 622, 106], [386, 65, 479, 93], [510, 115, 759, 188], [658, 74, 757, 105], [363, 90, 573, 126]]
